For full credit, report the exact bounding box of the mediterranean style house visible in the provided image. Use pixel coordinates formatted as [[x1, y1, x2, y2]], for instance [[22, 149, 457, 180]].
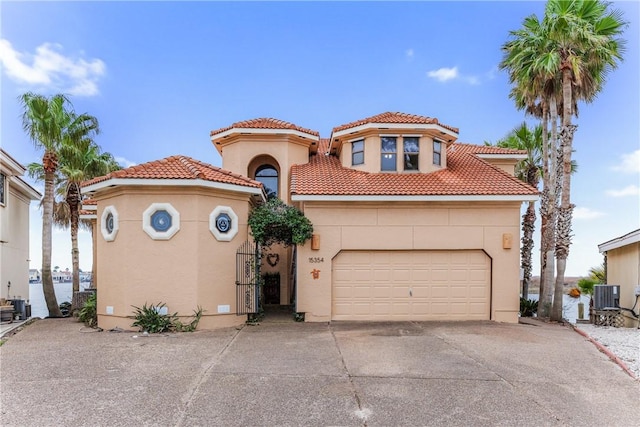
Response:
[[598, 229, 640, 327], [82, 112, 538, 331], [0, 149, 41, 301]]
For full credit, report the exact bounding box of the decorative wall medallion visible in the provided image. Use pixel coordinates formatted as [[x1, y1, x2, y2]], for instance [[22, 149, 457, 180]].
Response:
[[101, 205, 119, 242], [267, 253, 280, 267], [215, 213, 232, 233], [143, 203, 180, 240], [210, 206, 238, 242], [151, 210, 172, 232]]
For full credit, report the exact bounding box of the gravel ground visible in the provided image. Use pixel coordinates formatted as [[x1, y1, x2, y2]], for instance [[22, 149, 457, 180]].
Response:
[[576, 324, 640, 379]]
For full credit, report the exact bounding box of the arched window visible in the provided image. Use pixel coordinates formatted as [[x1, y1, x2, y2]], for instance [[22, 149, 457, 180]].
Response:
[[255, 165, 278, 199]]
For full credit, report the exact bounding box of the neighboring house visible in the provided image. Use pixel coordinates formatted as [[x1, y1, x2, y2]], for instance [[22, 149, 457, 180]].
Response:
[[29, 269, 41, 283], [82, 112, 538, 331], [598, 229, 640, 328], [0, 149, 42, 301]]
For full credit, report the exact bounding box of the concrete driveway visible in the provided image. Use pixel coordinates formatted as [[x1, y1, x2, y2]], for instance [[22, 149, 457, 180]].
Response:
[[1, 318, 638, 426]]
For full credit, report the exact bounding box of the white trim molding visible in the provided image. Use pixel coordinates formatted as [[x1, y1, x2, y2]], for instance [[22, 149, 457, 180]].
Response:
[[598, 229, 640, 253], [101, 205, 119, 242], [211, 127, 320, 142], [209, 205, 239, 242], [83, 178, 265, 201], [143, 203, 181, 240]]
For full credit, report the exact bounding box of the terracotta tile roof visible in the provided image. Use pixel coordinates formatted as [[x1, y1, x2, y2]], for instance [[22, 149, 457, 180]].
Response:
[[332, 112, 459, 134], [210, 117, 320, 137], [82, 155, 262, 189], [451, 143, 527, 155], [290, 140, 537, 197], [82, 199, 97, 206]]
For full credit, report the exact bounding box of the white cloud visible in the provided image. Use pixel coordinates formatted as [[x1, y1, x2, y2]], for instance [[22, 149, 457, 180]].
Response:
[[612, 149, 640, 174], [427, 66, 481, 85], [114, 156, 137, 168], [406, 48, 414, 58], [427, 66, 459, 82], [0, 39, 105, 96], [606, 185, 640, 197], [573, 207, 606, 220]]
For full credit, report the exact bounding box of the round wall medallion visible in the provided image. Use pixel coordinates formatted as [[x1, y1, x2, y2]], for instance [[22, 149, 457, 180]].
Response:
[[216, 213, 232, 233], [151, 210, 172, 232], [210, 206, 238, 242], [143, 203, 180, 240], [101, 206, 119, 242]]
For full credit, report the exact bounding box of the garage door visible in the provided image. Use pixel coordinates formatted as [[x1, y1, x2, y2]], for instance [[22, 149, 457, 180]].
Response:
[[332, 250, 491, 321]]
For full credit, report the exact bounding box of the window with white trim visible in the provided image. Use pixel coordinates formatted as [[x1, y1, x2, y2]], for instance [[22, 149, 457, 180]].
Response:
[[433, 140, 442, 166], [352, 139, 364, 166], [403, 137, 419, 171], [381, 137, 397, 171]]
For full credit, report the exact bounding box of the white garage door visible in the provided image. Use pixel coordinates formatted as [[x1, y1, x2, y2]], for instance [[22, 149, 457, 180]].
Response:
[[332, 250, 491, 321]]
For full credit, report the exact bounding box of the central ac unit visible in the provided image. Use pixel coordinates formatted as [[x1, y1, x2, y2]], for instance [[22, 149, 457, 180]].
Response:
[[593, 285, 620, 310]]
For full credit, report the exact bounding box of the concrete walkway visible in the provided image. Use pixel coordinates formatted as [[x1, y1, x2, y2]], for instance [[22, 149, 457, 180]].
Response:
[[1, 318, 639, 426]]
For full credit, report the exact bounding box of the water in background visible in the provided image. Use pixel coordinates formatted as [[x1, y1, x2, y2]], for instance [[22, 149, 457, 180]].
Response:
[[28, 282, 92, 318], [527, 293, 591, 324]]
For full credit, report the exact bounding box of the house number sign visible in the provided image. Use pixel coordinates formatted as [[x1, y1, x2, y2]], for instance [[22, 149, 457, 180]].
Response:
[[309, 257, 324, 263]]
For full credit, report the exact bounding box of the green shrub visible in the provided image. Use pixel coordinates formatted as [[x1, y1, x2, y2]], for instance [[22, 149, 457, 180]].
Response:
[[131, 303, 204, 333], [131, 303, 178, 333], [174, 306, 204, 332], [520, 298, 539, 317], [78, 293, 97, 328], [577, 278, 596, 296]]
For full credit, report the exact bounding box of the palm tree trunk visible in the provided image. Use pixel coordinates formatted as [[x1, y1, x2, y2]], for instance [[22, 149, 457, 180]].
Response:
[[539, 98, 558, 318], [69, 184, 81, 294], [42, 152, 62, 317], [552, 70, 576, 321], [521, 201, 535, 300]]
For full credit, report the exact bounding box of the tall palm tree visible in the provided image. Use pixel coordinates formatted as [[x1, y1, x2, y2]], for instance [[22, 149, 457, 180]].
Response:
[[500, 14, 561, 317], [20, 93, 99, 317], [544, 0, 626, 321], [495, 123, 543, 300], [56, 139, 120, 293]]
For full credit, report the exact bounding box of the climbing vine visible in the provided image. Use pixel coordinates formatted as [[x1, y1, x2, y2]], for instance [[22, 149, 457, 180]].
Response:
[[248, 198, 313, 247]]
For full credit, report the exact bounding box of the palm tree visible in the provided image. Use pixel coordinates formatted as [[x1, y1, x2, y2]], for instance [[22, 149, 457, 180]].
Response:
[[544, 0, 626, 321], [500, 14, 561, 317], [20, 93, 99, 317], [494, 123, 543, 300], [56, 139, 120, 293]]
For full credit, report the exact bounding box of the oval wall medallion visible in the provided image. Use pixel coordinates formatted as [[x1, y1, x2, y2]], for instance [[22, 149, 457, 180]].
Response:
[[101, 205, 119, 242]]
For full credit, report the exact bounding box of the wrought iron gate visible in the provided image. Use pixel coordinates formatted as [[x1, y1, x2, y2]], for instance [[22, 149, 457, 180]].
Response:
[[236, 240, 260, 315]]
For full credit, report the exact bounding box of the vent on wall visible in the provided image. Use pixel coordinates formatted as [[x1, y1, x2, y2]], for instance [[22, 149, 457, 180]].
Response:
[[593, 285, 620, 310]]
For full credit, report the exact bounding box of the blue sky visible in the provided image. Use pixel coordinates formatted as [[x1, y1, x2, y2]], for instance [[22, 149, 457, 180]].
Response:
[[1, 1, 638, 277]]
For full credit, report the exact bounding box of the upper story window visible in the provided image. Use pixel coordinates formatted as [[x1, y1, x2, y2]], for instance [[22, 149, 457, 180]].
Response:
[[255, 165, 278, 199], [0, 173, 5, 205], [381, 137, 397, 171], [352, 140, 364, 166], [403, 137, 419, 171], [433, 140, 442, 166]]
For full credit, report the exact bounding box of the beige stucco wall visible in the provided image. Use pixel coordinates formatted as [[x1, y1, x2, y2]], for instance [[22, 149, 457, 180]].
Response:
[[217, 135, 310, 205], [0, 185, 33, 301], [340, 135, 447, 174], [94, 186, 254, 331], [296, 201, 522, 323], [606, 243, 640, 327]]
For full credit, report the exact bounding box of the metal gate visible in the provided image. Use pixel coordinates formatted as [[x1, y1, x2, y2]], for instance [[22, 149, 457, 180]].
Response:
[[236, 240, 260, 315]]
